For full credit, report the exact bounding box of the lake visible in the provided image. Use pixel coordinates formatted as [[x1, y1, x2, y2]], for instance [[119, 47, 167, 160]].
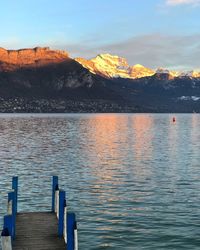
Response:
[[0, 114, 199, 249]]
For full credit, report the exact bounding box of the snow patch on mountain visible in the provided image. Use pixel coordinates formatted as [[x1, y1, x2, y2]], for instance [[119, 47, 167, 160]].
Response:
[[178, 96, 200, 101]]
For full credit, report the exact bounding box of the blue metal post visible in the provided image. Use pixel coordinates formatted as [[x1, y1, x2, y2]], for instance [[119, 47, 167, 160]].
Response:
[[67, 212, 76, 250], [58, 190, 65, 237], [3, 215, 13, 239], [8, 191, 16, 239], [52, 176, 58, 212], [12, 176, 18, 214]]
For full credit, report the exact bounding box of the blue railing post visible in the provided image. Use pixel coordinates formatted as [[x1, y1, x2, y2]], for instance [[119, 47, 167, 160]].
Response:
[[67, 212, 76, 250], [58, 190, 65, 237], [12, 176, 18, 214], [3, 215, 13, 240], [8, 191, 16, 239], [52, 176, 58, 212]]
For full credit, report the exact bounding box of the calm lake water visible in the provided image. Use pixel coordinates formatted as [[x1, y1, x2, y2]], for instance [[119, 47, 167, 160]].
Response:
[[0, 114, 200, 249]]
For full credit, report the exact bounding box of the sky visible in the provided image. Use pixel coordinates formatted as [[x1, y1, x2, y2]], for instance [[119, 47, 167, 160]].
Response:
[[0, 0, 200, 70]]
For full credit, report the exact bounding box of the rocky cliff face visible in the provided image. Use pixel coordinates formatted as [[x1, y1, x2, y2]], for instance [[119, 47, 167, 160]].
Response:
[[0, 47, 69, 71], [0, 47, 111, 98]]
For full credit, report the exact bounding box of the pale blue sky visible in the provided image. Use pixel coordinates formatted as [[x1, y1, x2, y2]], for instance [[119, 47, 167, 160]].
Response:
[[0, 0, 200, 69]]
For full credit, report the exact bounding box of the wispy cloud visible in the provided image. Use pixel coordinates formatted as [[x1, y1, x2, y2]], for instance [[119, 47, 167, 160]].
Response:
[[55, 33, 200, 71], [166, 0, 200, 6], [100, 33, 200, 70], [5, 33, 200, 71]]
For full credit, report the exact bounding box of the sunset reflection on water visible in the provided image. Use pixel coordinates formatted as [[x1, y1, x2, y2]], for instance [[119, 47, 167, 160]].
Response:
[[0, 114, 199, 250], [131, 115, 154, 161]]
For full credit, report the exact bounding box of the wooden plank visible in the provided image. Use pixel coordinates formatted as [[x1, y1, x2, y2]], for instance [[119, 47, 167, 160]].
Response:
[[13, 212, 66, 250]]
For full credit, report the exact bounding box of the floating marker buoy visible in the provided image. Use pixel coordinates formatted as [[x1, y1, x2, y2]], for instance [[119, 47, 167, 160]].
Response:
[[173, 117, 176, 122]]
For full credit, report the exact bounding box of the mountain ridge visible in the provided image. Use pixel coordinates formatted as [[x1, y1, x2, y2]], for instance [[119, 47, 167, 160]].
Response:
[[75, 54, 155, 79], [0, 47, 69, 71], [76, 53, 200, 80], [1, 47, 200, 79], [0, 47, 200, 113]]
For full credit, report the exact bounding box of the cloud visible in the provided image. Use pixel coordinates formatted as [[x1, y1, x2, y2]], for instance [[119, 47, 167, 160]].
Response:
[[2, 33, 200, 71], [100, 34, 200, 70], [55, 33, 200, 71], [166, 0, 200, 6]]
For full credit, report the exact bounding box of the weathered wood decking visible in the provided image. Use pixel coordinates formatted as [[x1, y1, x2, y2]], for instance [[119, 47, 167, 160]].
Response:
[[13, 212, 66, 250], [1, 177, 77, 250]]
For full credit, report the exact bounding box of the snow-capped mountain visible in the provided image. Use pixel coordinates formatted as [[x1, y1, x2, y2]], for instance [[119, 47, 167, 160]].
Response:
[[75, 54, 155, 79], [76, 53, 200, 80], [179, 71, 200, 78], [0, 47, 200, 113]]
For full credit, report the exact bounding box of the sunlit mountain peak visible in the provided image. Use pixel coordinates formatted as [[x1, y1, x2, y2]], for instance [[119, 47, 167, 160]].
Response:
[[133, 64, 145, 68], [130, 64, 155, 79], [76, 54, 200, 80], [192, 71, 200, 78], [76, 54, 155, 79], [170, 71, 180, 77]]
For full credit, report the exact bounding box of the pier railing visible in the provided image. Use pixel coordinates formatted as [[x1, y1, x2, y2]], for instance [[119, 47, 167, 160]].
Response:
[[52, 176, 78, 250], [1, 177, 18, 250], [1, 176, 78, 250]]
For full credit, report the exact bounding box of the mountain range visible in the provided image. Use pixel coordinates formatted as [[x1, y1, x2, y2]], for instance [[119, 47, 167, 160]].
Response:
[[0, 46, 200, 113], [76, 53, 200, 79]]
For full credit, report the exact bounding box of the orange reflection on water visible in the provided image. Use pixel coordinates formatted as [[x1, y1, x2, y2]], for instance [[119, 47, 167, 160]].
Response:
[[131, 115, 154, 161], [86, 114, 129, 182], [82, 114, 158, 194]]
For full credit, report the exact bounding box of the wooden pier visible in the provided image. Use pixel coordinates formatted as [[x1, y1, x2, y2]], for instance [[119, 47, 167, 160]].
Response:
[[13, 212, 66, 250], [1, 176, 78, 250]]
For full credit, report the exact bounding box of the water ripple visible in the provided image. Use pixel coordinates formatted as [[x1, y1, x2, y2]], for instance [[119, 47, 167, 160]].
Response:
[[0, 114, 199, 249]]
